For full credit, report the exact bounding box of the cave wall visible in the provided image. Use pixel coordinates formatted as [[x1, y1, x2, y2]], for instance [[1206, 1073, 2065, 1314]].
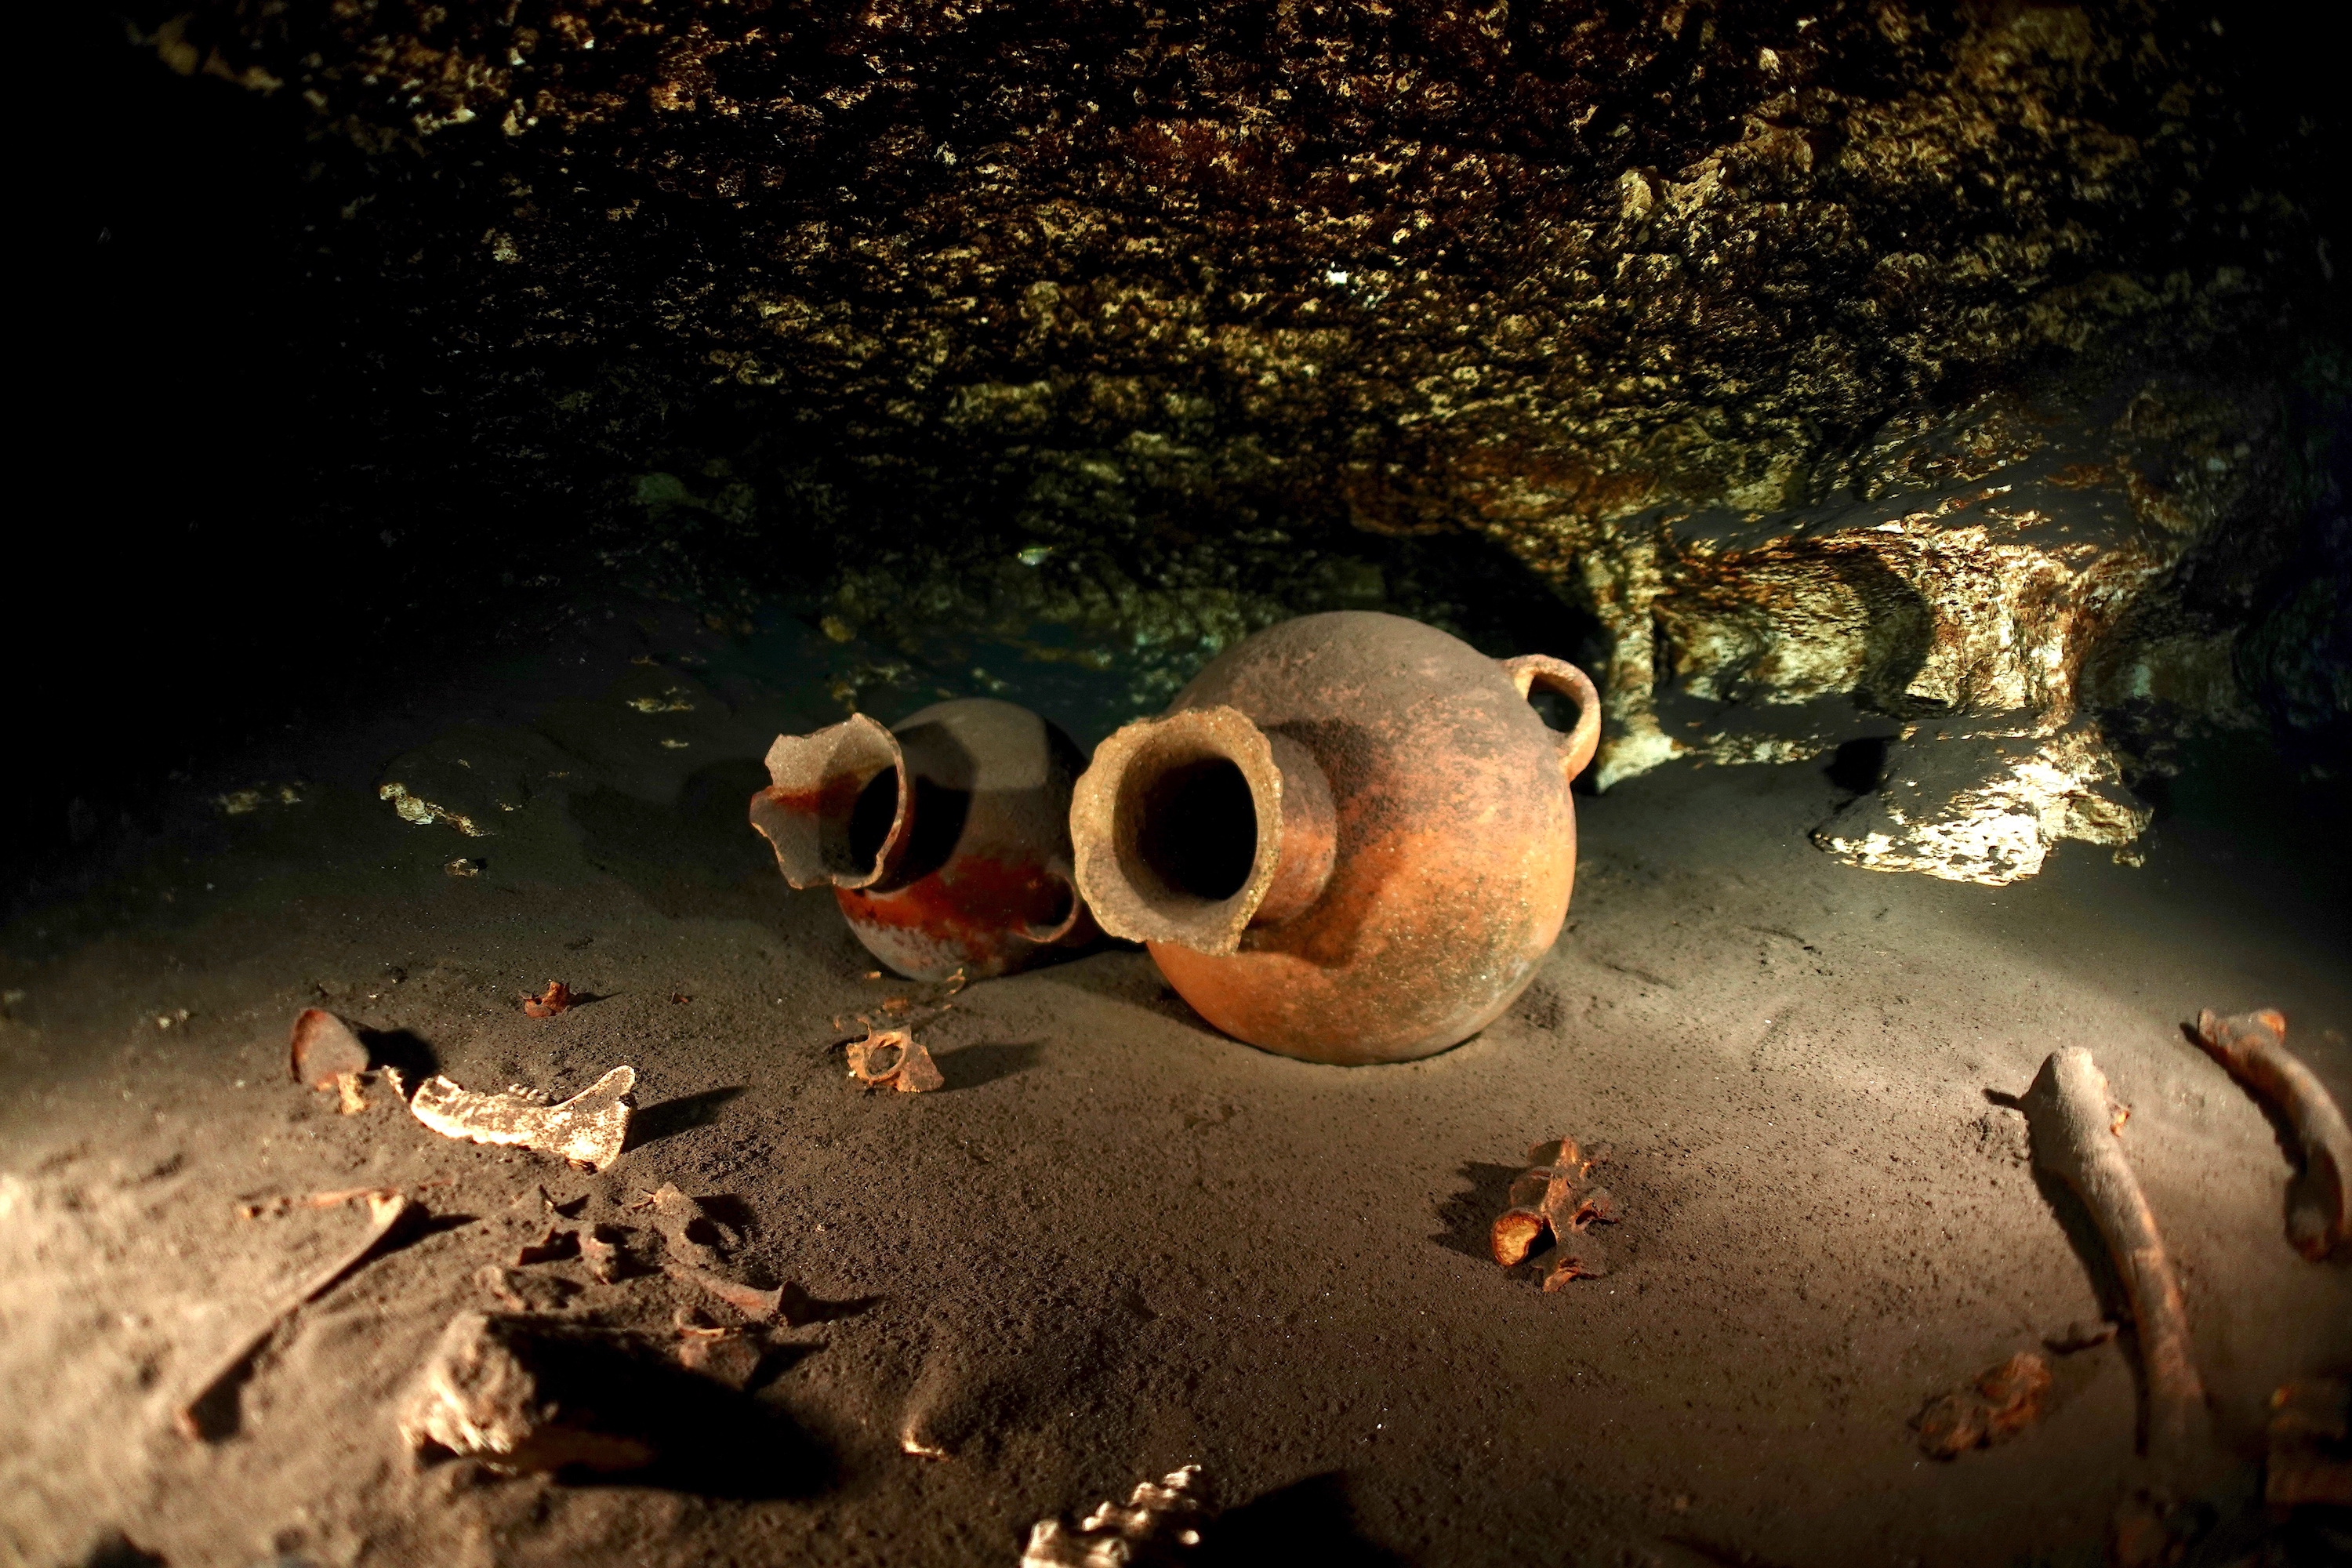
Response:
[[26, 2, 2346, 880]]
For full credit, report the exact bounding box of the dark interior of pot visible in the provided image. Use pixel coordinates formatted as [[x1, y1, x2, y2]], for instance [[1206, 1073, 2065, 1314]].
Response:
[[9, 8, 2348, 1566], [1133, 758, 1261, 905]]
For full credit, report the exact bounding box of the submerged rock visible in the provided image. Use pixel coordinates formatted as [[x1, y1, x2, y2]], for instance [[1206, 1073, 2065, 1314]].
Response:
[[135, 4, 2346, 877]]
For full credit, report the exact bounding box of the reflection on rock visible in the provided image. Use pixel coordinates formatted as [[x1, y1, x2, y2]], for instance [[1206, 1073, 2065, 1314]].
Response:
[[1813, 723, 2151, 886]]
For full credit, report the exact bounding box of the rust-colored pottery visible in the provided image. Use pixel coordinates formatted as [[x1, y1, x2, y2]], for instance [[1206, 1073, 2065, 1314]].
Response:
[[750, 699, 1094, 981], [1069, 612, 1600, 1064]]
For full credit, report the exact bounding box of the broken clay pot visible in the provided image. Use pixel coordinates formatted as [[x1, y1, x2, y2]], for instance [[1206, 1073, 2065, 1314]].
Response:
[[750, 698, 1094, 981], [1071, 612, 1600, 1064]]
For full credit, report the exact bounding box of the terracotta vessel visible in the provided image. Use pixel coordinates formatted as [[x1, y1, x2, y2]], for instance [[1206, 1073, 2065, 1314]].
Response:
[[1069, 612, 1600, 1064], [750, 699, 1094, 981]]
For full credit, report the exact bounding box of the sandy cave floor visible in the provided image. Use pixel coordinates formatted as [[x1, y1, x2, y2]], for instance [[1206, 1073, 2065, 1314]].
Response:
[[2, 600, 2347, 1568]]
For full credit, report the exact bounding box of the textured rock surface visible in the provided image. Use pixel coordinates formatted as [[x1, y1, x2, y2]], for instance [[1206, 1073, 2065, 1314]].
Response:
[[120, 1, 2346, 879]]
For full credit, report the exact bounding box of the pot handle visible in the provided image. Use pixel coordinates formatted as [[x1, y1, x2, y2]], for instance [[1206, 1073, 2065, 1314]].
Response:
[[1499, 655, 1602, 784]]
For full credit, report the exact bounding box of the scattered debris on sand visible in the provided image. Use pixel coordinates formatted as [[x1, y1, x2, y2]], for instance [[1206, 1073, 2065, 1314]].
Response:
[[1490, 1137, 1620, 1289], [2265, 1376, 2352, 1509], [522, 980, 575, 1018], [1022, 1465, 1210, 1567], [634, 1181, 807, 1325], [2190, 1007, 2350, 1258], [830, 969, 967, 1038], [1913, 1351, 2054, 1459], [406, 1065, 634, 1169], [445, 857, 482, 877], [236, 1185, 399, 1221], [580, 1225, 630, 1283], [379, 782, 487, 837], [288, 1008, 370, 1112], [478, 1265, 579, 1312], [2044, 1318, 2121, 1355], [513, 1224, 578, 1265], [671, 1308, 765, 1390], [177, 1192, 420, 1441], [2017, 1047, 2209, 1462], [399, 1312, 662, 1474], [846, 1029, 945, 1093]]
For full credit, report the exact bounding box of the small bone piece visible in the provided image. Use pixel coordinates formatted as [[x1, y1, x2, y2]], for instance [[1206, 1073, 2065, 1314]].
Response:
[[478, 1265, 579, 1312], [408, 1065, 634, 1170], [522, 981, 575, 1018], [177, 1192, 419, 1440], [2044, 1317, 2121, 1355], [638, 1182, 805, 1324], [1488, 1135, 1618, 1276], [2264, 1376, 2352, 1509], [673, 1316, 765, 1390], [2018, 1047, 2207, 1463], [1022, 1465, 1210, 1568], [846, 1029, 945, 1092], [1912, 1350, 2053, 1459], [288, 1009, 369, 1113], [579, 1226, 629, 1283], [2191, 1007, 2351, 1258]]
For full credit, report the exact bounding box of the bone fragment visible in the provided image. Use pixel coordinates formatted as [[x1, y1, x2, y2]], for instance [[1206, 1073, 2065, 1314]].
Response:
[[478, 1265, 579, 1312], [1487, 1135, 1618, 1281], [580, 1226, 629, 1283], [407, 1065, 634, 1169], [674, 1326, 764, 1390], [2018, 1047, 2207, 1462], [289, 1008, 368, 1090], [846, 1029, 944, 1092], [1022, 1465, 1209, 1567], [1913, 1350, 2053, 1459], [2191, 1007, 2351, 1258], [2265, 1375, 2352, 1509], [637, 1182, 805, 1324], [1490, 1208, 1548, 1268], [523, 980, 575, 1018], [176, 1192, 419, 1440], [2044, 1317, 2120, 1354]]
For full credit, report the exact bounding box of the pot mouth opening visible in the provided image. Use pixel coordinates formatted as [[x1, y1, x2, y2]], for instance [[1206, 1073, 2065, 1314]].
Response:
[[1131, 756, 1258, 902], [846, 766, 902, 872], [1073, 706, 1283, 954], [750, 715, 909, 890]]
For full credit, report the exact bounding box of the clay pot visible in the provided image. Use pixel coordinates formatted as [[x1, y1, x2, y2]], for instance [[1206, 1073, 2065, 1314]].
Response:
[[750, 699, 1094, 981], [1069, 612, 1600, 1064]]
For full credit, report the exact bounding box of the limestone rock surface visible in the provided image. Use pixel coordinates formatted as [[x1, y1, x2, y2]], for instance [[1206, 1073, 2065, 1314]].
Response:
[[129, 2, 2346, 880]]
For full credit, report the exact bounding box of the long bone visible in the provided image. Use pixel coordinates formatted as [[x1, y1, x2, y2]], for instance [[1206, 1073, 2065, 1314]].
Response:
[[2191, 1007, 2350, 1259], [2017, 1047, 2208, 1465]]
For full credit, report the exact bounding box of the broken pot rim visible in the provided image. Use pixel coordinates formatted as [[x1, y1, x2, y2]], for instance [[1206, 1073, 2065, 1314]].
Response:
[[1071, 704, 1316, 956], [751, 713, 912, 892]]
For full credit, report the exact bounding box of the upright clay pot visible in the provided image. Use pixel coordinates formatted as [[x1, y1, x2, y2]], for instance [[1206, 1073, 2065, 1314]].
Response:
[[1069, 612, 1600, 1064], [750, 699, 1094, 982]]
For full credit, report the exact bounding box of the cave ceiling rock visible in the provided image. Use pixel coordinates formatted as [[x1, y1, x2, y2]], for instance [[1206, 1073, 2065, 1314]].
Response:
[[144, 2, 2338, 883]]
